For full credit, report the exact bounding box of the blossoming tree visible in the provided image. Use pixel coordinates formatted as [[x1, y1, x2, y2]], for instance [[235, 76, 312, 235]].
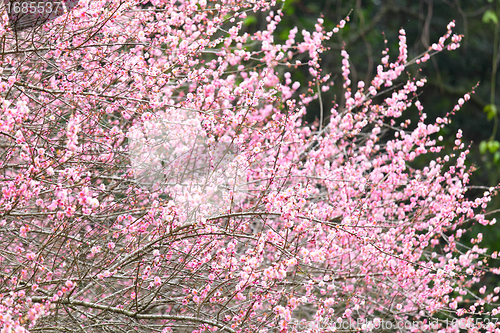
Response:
[[0, 0, 499, 332]]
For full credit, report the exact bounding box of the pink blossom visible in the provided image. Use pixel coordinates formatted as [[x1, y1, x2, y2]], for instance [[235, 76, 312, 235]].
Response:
[[154, 276, 162, 287], [0, 3, 493, 333]]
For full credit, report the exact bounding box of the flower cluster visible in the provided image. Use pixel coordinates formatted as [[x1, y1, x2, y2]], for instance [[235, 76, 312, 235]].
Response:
[[0, 0, 497, 332]]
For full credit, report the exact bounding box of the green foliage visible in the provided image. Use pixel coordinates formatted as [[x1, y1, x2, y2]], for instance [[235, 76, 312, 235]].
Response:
[[478, 0, 500, 176], [480, 140, 488, 154], [243, 15, 257, 26], [489, 140, 500, 153], [483, 9, 499, 25], [484, 104, 497, 120], [282, 0, 295, 15]]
